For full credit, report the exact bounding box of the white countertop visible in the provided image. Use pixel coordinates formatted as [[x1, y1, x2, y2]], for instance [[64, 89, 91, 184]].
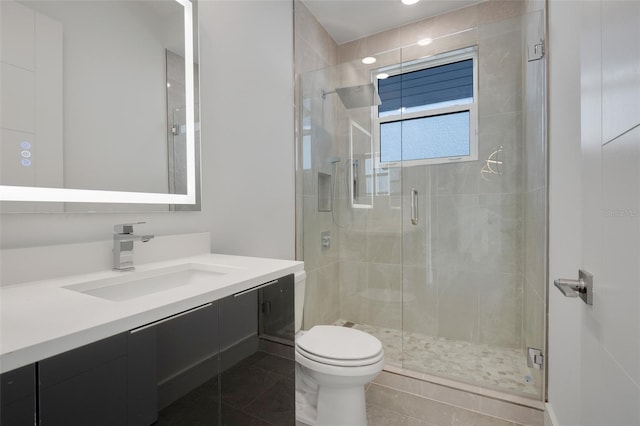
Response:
[[0, 253, 303, 374]]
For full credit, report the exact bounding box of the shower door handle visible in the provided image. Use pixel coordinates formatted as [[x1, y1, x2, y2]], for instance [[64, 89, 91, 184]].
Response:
[[411, 189, 418, 225]]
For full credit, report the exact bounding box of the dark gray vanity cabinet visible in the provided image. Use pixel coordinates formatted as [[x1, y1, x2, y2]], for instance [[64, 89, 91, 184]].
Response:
[[1, 364, 36, 426], [38, 333, 129, 426], [154, 302, 220, 412], [37, 331, 157, 426], [127, 325, 158, 426], [33, 302, 221, 426], [218, 274, 295, 426], [259, 273, 295, 344], [3, 273, 296, 426]]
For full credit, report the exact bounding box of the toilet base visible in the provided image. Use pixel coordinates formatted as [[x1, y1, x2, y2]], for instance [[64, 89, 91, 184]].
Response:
[[315, 384, 367, 426]]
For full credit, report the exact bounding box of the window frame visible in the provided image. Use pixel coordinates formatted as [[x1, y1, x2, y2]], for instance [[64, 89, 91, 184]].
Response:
[[374, 46, 479, 167]]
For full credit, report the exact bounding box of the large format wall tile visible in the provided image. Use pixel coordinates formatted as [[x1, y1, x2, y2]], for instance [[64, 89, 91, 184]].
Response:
[[402, 265, 438, 336], [437, 267, 480, 342], [478, 271, 523, 348]]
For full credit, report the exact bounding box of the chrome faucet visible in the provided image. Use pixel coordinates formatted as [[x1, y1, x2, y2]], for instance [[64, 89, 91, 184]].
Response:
[[113, 222, 155, 271]]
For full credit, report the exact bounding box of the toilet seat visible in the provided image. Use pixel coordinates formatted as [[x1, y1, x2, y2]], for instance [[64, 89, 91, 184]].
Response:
[[296, 325, 383, 367]]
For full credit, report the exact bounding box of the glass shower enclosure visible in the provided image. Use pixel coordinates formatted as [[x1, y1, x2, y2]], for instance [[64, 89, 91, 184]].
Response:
[[295, 1, 547, 401]]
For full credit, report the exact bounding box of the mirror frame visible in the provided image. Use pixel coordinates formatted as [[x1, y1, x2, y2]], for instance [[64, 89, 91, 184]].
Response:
[[0, 0, 196, 205]]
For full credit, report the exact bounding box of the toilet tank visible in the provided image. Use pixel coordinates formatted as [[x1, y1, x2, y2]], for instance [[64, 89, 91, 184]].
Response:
[[295, 271, 306, 333]]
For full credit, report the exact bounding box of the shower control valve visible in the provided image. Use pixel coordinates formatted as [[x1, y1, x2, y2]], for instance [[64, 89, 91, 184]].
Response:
[[321, 231, 331, 249]]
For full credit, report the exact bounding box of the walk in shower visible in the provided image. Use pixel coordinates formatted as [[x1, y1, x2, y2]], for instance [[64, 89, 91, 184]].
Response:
[[295, 0, 547, 401]]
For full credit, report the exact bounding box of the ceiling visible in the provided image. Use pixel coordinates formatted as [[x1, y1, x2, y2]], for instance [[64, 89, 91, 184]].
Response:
[[302, 0, 479, 45]]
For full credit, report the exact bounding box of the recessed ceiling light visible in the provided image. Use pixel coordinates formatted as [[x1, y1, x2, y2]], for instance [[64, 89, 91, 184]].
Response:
[[402, 0, 420, 5], [417, 38, 433, 46], [362, 56, 377, 65], [376, 73, 389, 79]]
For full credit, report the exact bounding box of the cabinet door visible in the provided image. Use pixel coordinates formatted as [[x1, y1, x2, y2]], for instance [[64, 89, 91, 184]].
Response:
[[1, 364, 36, 426], [155, 302, 219, 409], [219, 276, 295, 426], [259, 273, 295, 344], [127, 325, 158, 426], [39, 333, 128, 426], [153, 302, 221, 425]]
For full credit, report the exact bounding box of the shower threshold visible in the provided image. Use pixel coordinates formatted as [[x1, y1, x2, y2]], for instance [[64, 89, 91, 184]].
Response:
[[335, 319, 539, 398]]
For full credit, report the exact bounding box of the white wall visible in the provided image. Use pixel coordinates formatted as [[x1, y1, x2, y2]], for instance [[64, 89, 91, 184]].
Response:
[[547, 1, 640, 425], [0, 2, 295, 263], [547, 2, 583, 423], [198, 1, 295, 260]]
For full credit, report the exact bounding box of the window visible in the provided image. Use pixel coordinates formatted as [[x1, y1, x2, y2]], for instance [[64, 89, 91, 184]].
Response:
[[376, 47, 478, 166]]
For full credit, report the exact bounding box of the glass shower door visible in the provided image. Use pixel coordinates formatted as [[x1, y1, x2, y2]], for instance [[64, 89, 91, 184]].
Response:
[[398, 9, 547, 400]]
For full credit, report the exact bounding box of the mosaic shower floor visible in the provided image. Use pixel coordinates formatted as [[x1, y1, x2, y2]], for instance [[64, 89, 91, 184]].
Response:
[[334, 319, 539, 397]]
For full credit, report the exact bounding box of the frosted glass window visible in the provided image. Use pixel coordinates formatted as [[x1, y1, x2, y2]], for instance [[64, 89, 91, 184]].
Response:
[[380, 111, 470, 163]]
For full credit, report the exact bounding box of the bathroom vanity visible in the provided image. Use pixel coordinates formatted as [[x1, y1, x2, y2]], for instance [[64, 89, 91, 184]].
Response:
[[0, 253, 302, 425]]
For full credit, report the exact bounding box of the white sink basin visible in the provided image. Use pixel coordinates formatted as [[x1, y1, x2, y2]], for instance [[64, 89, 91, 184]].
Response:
[[64, 263, 240, 302]]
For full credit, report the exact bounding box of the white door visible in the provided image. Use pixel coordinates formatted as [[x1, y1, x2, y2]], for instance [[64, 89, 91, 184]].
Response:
[[547, 1, 640, 425]]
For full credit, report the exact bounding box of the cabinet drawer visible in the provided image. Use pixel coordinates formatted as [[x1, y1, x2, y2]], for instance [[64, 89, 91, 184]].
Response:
[[39, 333, 127, 387], [1, 364, 35, 405], [1, 364, 36, 426], [39, 357, 127, 426]]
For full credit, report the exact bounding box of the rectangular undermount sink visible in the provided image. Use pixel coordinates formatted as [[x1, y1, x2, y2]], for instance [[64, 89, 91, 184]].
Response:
[[64, 263, 240, 302]]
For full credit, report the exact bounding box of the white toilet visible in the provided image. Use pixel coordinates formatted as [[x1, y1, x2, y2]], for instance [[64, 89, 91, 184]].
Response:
[[294, 271, 384, 426]]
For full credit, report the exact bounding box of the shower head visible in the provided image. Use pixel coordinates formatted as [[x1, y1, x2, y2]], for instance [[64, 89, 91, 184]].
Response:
[[322, 83, 382, 109]]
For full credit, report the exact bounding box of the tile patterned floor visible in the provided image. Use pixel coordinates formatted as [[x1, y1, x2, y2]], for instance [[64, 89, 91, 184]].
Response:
[[156, 351, 295, 425], [335, 319, 539, 397], [365, 383, 531, 426], [158, 346, 536, 426]]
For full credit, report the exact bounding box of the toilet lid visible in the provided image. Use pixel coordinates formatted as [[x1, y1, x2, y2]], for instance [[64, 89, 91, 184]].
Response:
[[296, 325, 383, 363]]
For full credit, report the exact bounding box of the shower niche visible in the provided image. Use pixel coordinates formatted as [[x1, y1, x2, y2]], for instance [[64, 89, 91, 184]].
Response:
[[317, 172, 332, 212]]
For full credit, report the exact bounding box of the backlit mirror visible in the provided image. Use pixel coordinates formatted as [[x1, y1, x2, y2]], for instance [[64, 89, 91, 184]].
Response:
[[0, 0, 200, 212]]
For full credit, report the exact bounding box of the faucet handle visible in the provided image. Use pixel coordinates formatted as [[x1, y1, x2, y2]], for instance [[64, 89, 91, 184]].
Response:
[[114, 222, 146, 234]]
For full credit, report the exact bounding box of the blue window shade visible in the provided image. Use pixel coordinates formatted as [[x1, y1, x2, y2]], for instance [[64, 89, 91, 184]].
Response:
[[380, 111, 471, 163], [378, 59, 473, 115]]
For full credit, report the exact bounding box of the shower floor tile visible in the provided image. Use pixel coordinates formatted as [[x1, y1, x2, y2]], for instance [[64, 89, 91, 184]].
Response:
[[335, 319, 539, 397]]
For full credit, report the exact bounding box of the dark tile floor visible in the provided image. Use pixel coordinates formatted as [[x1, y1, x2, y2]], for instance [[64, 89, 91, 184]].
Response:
[[155, 349, 535, 426], [155, 351, 295, 426]]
